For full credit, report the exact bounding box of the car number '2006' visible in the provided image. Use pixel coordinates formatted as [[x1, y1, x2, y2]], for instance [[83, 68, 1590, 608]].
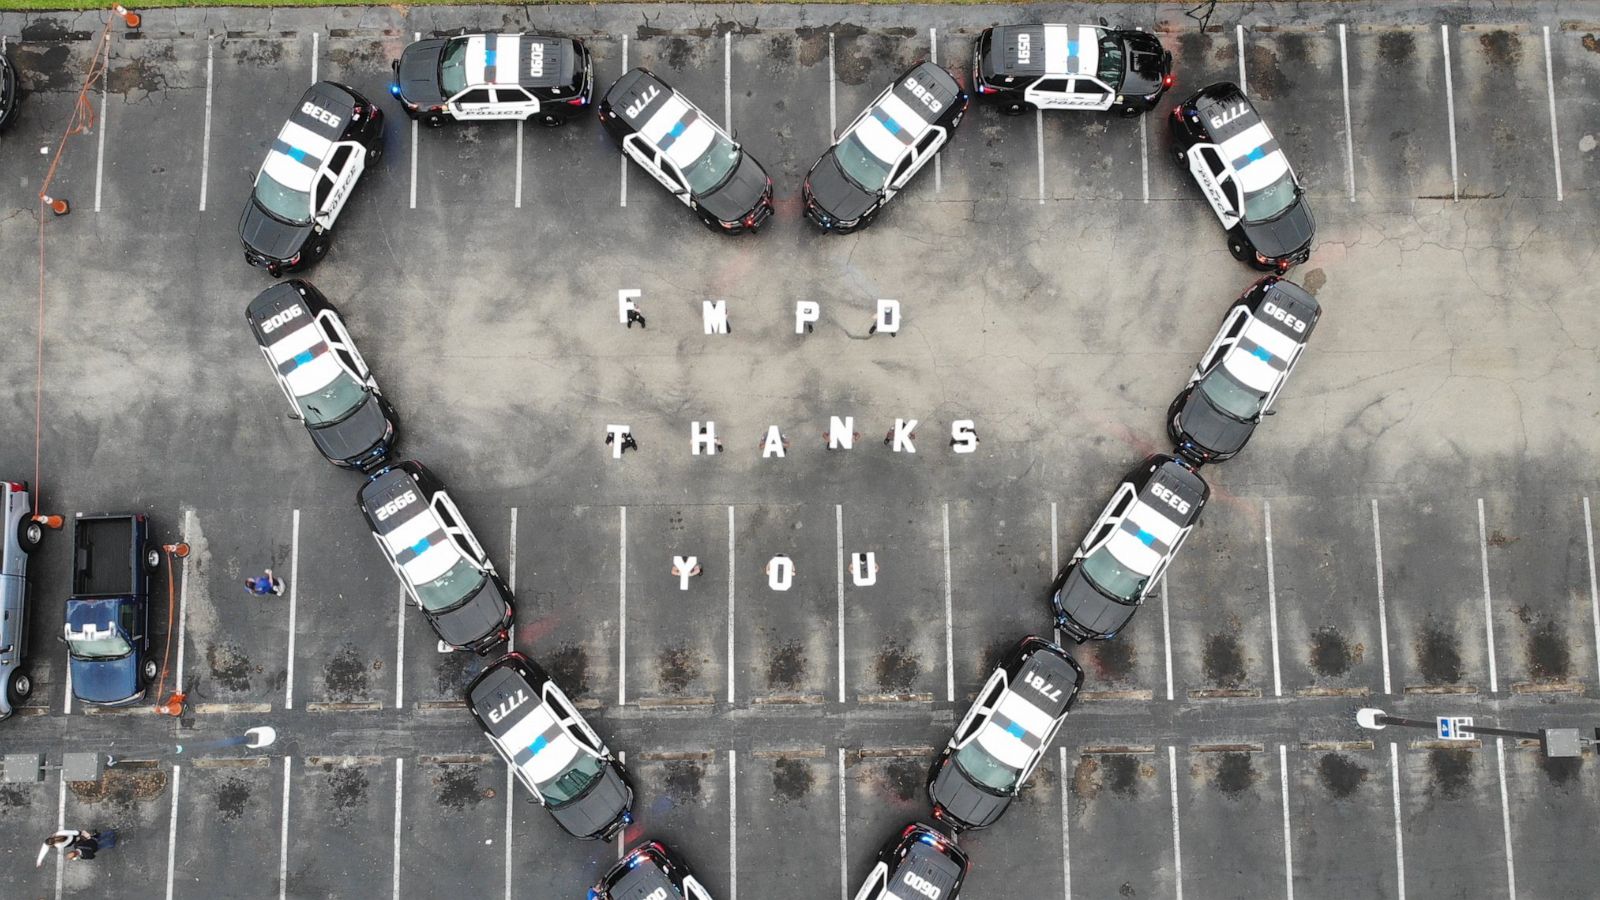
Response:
[[374, 490, 418, 521], [301, 101, 341, 128], [260, 305, 304, 334], [1150, 484, 1191, 515], [528, 43, 545, 78], [1261, 300, 1307, 333], [904, 79, 943, 113], [1023, 671, 1064, 703], [902, 871, 943, 899]]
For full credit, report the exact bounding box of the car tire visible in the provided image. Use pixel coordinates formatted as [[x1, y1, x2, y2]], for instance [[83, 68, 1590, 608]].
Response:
[[1173, 147, 1188, 167], [367, 143, 384, 163], [426, 114, 446, 127], [1228, 238, 1251, 262], [18, 517, 42, 552], [8, 669, 32, 703], [142, 659, 159, 683], [144, 547, 161, 572], [310, 239, 330, 262], [1000, 101, 1028, 116], [537, 112, 565, 127]]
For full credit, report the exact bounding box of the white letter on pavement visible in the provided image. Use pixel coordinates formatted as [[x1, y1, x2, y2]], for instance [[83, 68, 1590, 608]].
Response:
[[850, 552, 878, 587], [951, 420, 978, 454], [767, 556, 794, 591], [875, 299, 901, 335], [891, 418, 918, 453], [606, 424, 630, 459], [703, 300, 730, 334], [762, 426, 786, 458], [674, 556, 698, 591], [796, 301, 820, 334], [692, 421, 717, 456], [828, 416, 855, 450]]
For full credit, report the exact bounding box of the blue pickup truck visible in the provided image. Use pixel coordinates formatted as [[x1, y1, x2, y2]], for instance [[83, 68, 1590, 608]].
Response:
[[63, 513, 161, 707]]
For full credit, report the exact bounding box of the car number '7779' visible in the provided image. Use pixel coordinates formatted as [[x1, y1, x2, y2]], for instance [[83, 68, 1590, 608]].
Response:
[[374, 490, 418, 521]]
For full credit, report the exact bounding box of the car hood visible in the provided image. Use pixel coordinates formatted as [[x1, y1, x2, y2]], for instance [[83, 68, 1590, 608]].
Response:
[[308, 390, 389, 465], [1122, 34, 1170, 96], [549, 764, 632, 839], [396, 39, 448, 106], [239, 201, 312, 261], [806, 151, 878, 222], [1241, 197, 1315, 259], [930, 756, 1010, 829], [1176, 387, 1254, 457], [70, 654, 141, 705], [1054, 568, 1136, 639], [697, 151, 771, 223], [428, 580, 508, 648]]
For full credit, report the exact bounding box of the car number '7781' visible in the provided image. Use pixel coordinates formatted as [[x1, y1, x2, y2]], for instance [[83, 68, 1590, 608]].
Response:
[[1022, 671, 1064, 703]]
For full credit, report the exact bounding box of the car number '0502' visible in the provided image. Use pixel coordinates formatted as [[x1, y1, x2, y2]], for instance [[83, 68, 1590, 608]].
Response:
[[904, 78, 943, 113], [1261, 300, 1307, 333], [259, 305, 304, 334], [1015, 32, 1032, 64], [1149, 484, 1191, 516], [625, 85, 660, 119], [1023, 671, 1064, 703], [301, 101, 341, 128], [902, 871, 943, 900], [1208, 101, 1247, 130], [374, 490, 418, 521]]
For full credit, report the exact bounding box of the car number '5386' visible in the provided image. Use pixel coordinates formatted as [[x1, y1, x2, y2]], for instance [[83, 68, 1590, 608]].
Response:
[[374, 490, 418, 521], [301, 101, 341, 128], [625, 85, 660, 119], [260, 305, 304, 334], [1261, 300, 1307, 333], [902, 871, 943, 899], [1023, 671, 1064, 703], [1150, 484, 1191, 515], [904, 79, 943, 113]]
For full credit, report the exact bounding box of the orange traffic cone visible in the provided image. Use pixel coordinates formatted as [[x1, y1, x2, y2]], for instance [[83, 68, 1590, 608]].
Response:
[[157, 692, 186, 717], [112, 3, 140, 28], [165, 542, 191, 559], [32, 514, 64, 530], [42, 195, 69, 216]]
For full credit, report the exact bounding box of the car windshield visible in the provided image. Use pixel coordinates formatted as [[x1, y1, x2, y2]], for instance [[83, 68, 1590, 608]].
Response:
[[1243, 171, 1299, 223], [439, 39, 469, 96], [953, 741, 1022, 794], [1098, 36, 1125, 90], [298, 370, 370, 426], [1198, 365, 1266, 421], [413, 556, 486, 612], [833, 133, 892, 193], [1079, 544, 1145, 603], [68, 631, 132, 660], [684, 132, 741, 195], [544, 754, 606, 806], [253, 170, 312, 225]]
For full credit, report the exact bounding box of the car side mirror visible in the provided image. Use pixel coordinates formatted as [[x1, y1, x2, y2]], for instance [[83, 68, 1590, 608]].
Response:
[[1099, 16, 1109, 26], [286, 411, 303, 422], [1263, 409, 1278, 417]]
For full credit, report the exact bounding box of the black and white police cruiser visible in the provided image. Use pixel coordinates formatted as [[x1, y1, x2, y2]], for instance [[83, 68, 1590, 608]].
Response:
[[391, 32, 592, 127], [598, 67, 773, 233], [245, 280, 397, 471], [1169, 276, 1321, 465], [591, 841, 714, 900], [0, 47, 18, 131], [1172, 81, 1314, 271], [467, 652, 633, 840], [927, 636, 1084, 831], [850, 823, 970, 900], [357, 461, 513, 654], [972, 22, 1174, 116], [802, 61, 967, 233], [1051, 454, 1208, 642], [240, 81, 384, 276]]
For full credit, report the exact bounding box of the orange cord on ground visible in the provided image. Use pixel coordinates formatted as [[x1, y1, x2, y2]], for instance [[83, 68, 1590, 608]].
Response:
[[153, 543, 190, 716]]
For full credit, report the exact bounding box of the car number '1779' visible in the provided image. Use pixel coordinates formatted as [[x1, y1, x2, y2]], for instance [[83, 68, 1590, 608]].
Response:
[[374, 490, 418, 521], [1022, 671, 1064, 703]]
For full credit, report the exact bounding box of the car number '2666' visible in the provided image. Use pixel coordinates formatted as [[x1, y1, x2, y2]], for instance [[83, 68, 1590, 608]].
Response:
[[259, 304, 304, 334], [1261, 300, 1307, 333], [904, 79, 943, 113], [1150, 484, 1191, 516], [374, 490, 418, 521], [301, 101, 341, 128], [1022, 671, 1063, 703], [902, 871, 943, 899]]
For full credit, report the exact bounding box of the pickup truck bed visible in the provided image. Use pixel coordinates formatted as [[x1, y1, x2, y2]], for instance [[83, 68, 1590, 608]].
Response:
[[73, 516, 137, 597]]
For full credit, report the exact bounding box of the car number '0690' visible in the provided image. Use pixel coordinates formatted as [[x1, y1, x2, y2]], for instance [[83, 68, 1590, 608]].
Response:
[[625, 85, 660, 119], [904, 79, 943, 113], [1261, 300, 1307, 333], [1022, 671, 1064, 703], [374, 490, 418, 521], [260, 304, 304, 334], [902, 871, 943, 900], [301, 101, 341, 128], [1149, 484, 1191, 516]]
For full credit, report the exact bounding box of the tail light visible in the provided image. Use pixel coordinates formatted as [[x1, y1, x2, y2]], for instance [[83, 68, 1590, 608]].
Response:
[[567, 96, 588, 106], [1162, 73, 1176, 88], [427, 105, 444, 114], [742, 214, 756, 227], [1172, 105, 1184, 119], [352, 104, 365, 121]]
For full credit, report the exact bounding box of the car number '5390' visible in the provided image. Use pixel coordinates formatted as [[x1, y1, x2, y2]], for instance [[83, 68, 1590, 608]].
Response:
[[1261, 300, 1307, 333]]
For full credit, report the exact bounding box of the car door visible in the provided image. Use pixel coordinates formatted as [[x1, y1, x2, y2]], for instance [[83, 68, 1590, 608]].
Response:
[[315, 144, 364, 229], [448, 87, 497, 119], [1188, 144, 1242, 228], [1065, 75, 1115, 110], [1192, 306, 1250, 381], [1075, 485, 1136, 558], [1024, 76, 1071, 109], [496, 86, 539, 119]]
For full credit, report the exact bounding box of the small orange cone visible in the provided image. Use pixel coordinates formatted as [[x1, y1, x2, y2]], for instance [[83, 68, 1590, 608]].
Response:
[[165, 542, 191, 559], [157, 692, 186, 717], [112, 3, 140, 29], [42, 195, 69, 216], [33, 514, 64, 530]]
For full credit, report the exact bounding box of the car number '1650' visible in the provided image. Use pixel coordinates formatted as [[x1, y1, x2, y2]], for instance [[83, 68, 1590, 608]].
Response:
[[374, 490, 418, 521], [902, 871, 943, 900], [1023, 671, 1064, 703], [1150, 484, 1191, 516], [1015, 32, 1032, 64], [904, 79, 943, 113], [260, 304, 304, 334]]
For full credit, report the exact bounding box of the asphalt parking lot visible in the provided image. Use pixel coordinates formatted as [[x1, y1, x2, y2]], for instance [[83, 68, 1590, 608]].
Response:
[[3, 1, 1600, 897]]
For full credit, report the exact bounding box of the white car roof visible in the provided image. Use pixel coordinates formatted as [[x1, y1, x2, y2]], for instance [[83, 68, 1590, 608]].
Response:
[[972, 685, 1059, 770], [497, 697, 585, 788], [265, 319, 342, 399], [1219, 120, 1291, 194], [1221, 313, 1301, 393], [641, 92, 719, 172], [380, 506, 466, 586], [1102, 499, 1184, 575], [848, 90, 931, 166]]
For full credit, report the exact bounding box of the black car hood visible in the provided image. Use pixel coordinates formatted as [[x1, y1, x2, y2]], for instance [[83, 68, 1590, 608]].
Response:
[[239, 201, 312, 261], [1176, 387, 1254, 457], [548, 763, 632, 839], [396, 39, 449, 106], [428, 579, 507, 648], [1121, 33, 1170, 96], [308, 390, 389, 465], [930, 756, 1010, 829], [0, 55, 16, 129], [1054, 567, 1136, 639], [806, 150, 878, 223], [1241, 197, 1315, 259], [697, 151, 770, 223]]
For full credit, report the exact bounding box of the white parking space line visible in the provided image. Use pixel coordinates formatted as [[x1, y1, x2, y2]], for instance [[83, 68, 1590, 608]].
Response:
[[1051, 502, 1061, 646], [410, 32, 419, 210], [1495, 738, 1518, 900], [1584, 498, 1598, 684], [1168, 746, 1184, 900], [508, 507, 519, 593], [729, 749, 738, 900], [1339, 24, 1356, 202], [391, 758, 404, 900], [63, 663, 71, 715], [278, 756, 292, 900], [1441, 25, 1460, 202], [174, 508, 194, 695], [286, 509, 300, 709], [395, 586, 406, 708], [1035, 109, 1045, 205], [1161, 578, 1174, 701], [930, 27, 941, 192], [1264, 503, 1282, 697], [164, 765, 181, 900], [619, 506, 628, 706], [503, 763, 514, 900], [620, 35, 629, 208], [1370, 501, 1393, 694], [311, 31, 318, 83], [514, 122, 524, 209], [828, 32, 838, 140], [94, 38, 108, 212], [942, 502, 954, 702], [727, 505, 736, 704], [1476, 498, 1499, 693], [1278, 745, 1294, 900], [54, 772, 65, 900], [836, 504, 845, 704], [724, 32, 733, 130], [1389, 743, 1407, 900], [1541, 26, 1564, 201], [199, 37, 214, 212], [616, 752, 627, 862], [1236, 25, 1247, 94], [1059, 746, 1072, 900], [1139, 115, 1150, 203], [837, 747, 848, 900]]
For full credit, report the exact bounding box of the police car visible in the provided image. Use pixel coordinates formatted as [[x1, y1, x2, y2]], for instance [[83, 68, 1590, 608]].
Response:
[[1050, 455, 1208, 642], [391, 33, 592, 127], [357, 461, 513, 654], [597, 68, 773, 233], [927, 636, 1084, 831], [972, 22, 1174, 116], [1169, 276, 1321, 465], [591, 840, 714, 900], [1171, 82, 1315, 270], [245, 281, 397, 471], [802, 62, 967, 233], [467, 652, 633, 840], [0, 48, 17, 130], [850, 823, 970, 900], [240, 81, 384, 275]]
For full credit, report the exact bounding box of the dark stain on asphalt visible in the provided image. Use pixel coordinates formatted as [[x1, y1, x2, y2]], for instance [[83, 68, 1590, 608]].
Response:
[[435, 649, 475, 696], [1540, 755, 1582, 787], [663, 761, 703, 802], [215, 777, 250, 821], [1119, 885, 1138, 898], [1093, 637, 1136, 682], [323, 643, 369, 702], [1526, 620, 1571, 681], [874, 642, 921, 691], [206, 642, 254, 693], [323, 765, 369, 827], [1105, 755, 1142, 797], [1309, 626, 1358, 678], [657, 644, 702, 694], [1584, 34, 1600, 54], [433, 765, 483, 810], [1485, 528, 1518, 548], [834, 29, 917, 86], [107, 46, 176, 96], [767, 640, 806, 690], [11, 45, 75, 92], [1478, 31, 1522, 69], [71, 770, 168, 809], [1378, 31, 1415, 64], [1428, 749, 1473, 800], [1203, 633, 1247, 687], [1318, 753, 1368, 799], [0, 784, 32, 811], [546, 644, 589, 699], [772, 758, 814, 801], [1416, 625, 1463, 684], [881, 758, 922, 802], [1244, 43, 1291, 101], [792, 25, 835, 67], [227, 39, 284, 68], [326, 41, 385, 71], [1213, 752, 1257, 797], [661, 36, 702, 71]]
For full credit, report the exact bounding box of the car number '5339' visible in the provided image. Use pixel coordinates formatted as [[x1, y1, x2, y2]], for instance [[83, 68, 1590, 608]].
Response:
[[1150, 484, 1191, 515], [904, 79, 943, 113], [902, 871, 943, 899], [374, 490, 418, 521], [301, 101, 341, 128], [1261, 300, 1307, 333], [260, 305, 304, 334], [1023, 671, 1064, 703]]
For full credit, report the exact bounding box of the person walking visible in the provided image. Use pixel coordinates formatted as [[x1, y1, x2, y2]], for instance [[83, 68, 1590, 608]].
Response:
[[245, 569, 283, 597], [626, 308, 647, 329], [38, 829, 117, 866]]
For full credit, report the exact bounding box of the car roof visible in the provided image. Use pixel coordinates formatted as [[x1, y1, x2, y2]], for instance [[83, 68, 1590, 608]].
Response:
[[1191, 83, 1291, 193], [469, 657, 592, 790], [447, 33, 573, 90], [608, 68, 726, 172], [607, 846, 680, 899], [1221, 282, 1318, 393], [361, 465, 469, 587], [971, 644, 1081, 770], [844, 62, 957, 166], [990, 24, 1108, 78], [261, 81, 358, 194], [246, 283, 345, 400], [889, 834, 966, 898]]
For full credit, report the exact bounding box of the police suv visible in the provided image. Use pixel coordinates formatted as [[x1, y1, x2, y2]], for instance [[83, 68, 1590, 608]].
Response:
[[1051, 455, 1208, 642], [850, 823, 970, 900], [391, 33, 593, 127], [357, 461, 513, 654], [240, 81, 384, 275], [598, 68, 773, 233], [467, 652, 633, 840], [927, 636, 1084, 831], [803, 62, 967, 233], [1169, 276, 1321, 465], [245, 281, 397, 471], [591, 841, 714, 900], [972, 22, 1174, 116], [1171, 82, 1314, 270], [0, 48, 17, 130]]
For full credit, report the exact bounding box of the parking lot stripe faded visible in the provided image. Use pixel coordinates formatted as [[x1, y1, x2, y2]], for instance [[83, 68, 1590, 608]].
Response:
[[1051, 502, 1061, 646], [943, 503, 955, 702], [728, 505, 736, 703], [1059, 746, 1071, 900], [1236, 25, 1247, 94], [1339, 24, 1356, 202], [828, 32, 837, 140], [1441, 25, 1460, 201], [311, 31, 318, 83], [620, 506, 628, 705], [836, 504, 845, 703], [278, 756, 291, 900], [285, 509, 300, 709], [1139, 115, 1150, 204], [1584, 498, 1598, 685], [1264, 503, 1282, 697], [391, 758, 404, 900], [94, 38, 108, 212], [515, 122, 524, 209], [931, 28, 942, 193], [1168, 745, 1184, 900], [1495, 738, 1517, 900], [838, 747, 848, 900], [1371, 501, 1393, 694], [199, 37, 214, 212], [508, 507, 519, 594], [410, 33, 420, 209], [164, 765, 181, 900], [729, 749, 738, 900], [1161, 578, 1174, 701], [1036, 109, 1045, 205], [1278, 745, 1294, 900], [1541, 27, 1564, 201], [620, 35, 629, 208], [1389, 742, 1407, 900], [1476, 498, 1499, 693], [724, 32, 733, 130], [174, 509, 195, 697], [54, 770, 65, 900], [395, 586, 406, 708], [503, 763, 514, 900]]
